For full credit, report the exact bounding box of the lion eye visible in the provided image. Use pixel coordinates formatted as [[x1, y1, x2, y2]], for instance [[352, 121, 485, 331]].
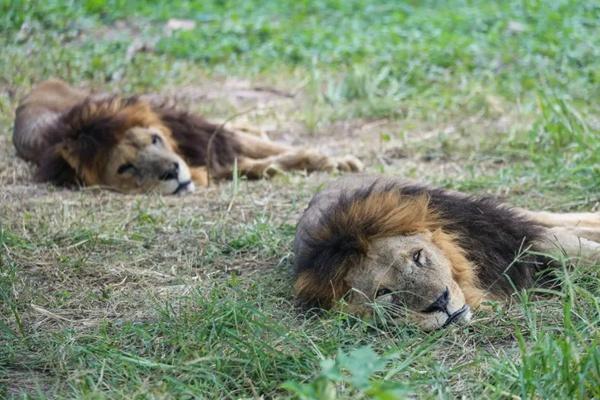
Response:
[[375, 288, 392, 298], [151, 134, 162, 145], [117, 163, 135, 174], [412, 249, 424, 265]]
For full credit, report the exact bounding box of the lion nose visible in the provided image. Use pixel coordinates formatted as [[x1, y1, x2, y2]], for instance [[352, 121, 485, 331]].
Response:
[[422, 287, 450, 314], [160, 162, 179, 181]]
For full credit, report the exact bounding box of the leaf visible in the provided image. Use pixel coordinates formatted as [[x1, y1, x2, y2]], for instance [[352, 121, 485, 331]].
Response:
[[338, 346, 388, 390], [367, 380, 410, 400], [282, 378, 337, 400], [320, 358, 343, 381]]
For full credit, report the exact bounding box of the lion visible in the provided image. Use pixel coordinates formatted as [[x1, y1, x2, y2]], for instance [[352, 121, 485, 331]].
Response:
[[293, 175, 600, 331], [13, 79, 363, 194]]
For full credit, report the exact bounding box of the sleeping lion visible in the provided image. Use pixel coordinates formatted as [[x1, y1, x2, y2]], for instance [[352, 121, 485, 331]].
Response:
[[13, 79, 362, 194], [293, 175, 600, 331]]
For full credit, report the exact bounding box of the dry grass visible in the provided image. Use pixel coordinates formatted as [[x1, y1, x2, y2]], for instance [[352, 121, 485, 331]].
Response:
[[1, 1, 599, 398]]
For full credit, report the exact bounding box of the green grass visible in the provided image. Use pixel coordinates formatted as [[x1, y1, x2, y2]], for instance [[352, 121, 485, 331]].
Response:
[[1, 0, 599, 398]]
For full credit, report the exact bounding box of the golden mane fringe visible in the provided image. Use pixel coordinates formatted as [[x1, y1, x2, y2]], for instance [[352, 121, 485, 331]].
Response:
[[316, 190, 439, 245], [293, 271, 347, 309], [431, 230, 486, 307]]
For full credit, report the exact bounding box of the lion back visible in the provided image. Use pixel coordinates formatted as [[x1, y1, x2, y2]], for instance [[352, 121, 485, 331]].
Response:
[[13, 79, 88, 163]]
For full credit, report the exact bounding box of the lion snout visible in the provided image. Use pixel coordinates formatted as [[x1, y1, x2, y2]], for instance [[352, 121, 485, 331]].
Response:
[[158, 162, 180, 181], [414, 287, 472, 331], [422, 287, 450, 314]]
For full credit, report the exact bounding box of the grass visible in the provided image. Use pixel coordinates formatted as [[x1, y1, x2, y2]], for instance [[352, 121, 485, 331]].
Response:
[[0, 0, 599, 398]]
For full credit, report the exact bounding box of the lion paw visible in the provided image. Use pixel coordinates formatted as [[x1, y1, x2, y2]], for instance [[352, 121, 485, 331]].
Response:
[[329, 155, 364, 172], [263, 163, 286, 178]]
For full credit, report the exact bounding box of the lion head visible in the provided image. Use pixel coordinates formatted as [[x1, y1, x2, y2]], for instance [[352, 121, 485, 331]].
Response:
[[45, 97, 195, 194], [294, 185, 485, 331], [341, 232, 473, 331]]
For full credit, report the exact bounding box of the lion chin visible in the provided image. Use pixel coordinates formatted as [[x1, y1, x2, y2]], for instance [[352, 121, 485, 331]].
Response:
[[409, 305, 472, 332], [155, 178, 195, 196]]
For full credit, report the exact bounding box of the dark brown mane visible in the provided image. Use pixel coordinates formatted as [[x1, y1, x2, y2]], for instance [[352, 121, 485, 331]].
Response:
[[153, 106, 240, 177], [293, 179, 554, 308]]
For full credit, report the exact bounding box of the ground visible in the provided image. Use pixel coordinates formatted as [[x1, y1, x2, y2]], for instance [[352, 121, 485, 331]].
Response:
[[0, 1, 599, 399]]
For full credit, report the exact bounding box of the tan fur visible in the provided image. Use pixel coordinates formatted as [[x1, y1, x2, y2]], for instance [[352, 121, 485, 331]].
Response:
[[519, 209, 600, 263], [517, 209, 600, 229], [190, 167, 209, 187], [536, 227, 600, 263], [343, 233, 472, 331]]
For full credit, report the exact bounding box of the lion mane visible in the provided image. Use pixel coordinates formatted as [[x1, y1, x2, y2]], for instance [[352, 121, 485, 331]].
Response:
[[293, 177, 552, 309]]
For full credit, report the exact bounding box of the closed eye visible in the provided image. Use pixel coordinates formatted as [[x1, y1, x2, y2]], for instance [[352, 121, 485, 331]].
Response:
[[117, 163, 135, 174], [413, 248, 424, 266], [375, 288, 392, 298], [151, 134, 162, 145]]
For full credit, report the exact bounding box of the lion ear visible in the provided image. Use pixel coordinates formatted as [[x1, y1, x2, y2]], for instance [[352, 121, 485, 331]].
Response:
[[57, 140, 101, 185], [35, 144, 79, 186], [58, 140, 80, 170], [61, 130, 107, 164]]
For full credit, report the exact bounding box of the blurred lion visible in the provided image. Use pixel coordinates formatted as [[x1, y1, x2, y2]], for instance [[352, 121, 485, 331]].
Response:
[[13, 79, 362, 194]]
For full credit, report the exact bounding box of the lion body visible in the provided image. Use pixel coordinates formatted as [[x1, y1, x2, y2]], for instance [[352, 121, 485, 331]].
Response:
[[293, 175, 600, 329], [14, 79, 88, 163], [14, 80, 362, 194]]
